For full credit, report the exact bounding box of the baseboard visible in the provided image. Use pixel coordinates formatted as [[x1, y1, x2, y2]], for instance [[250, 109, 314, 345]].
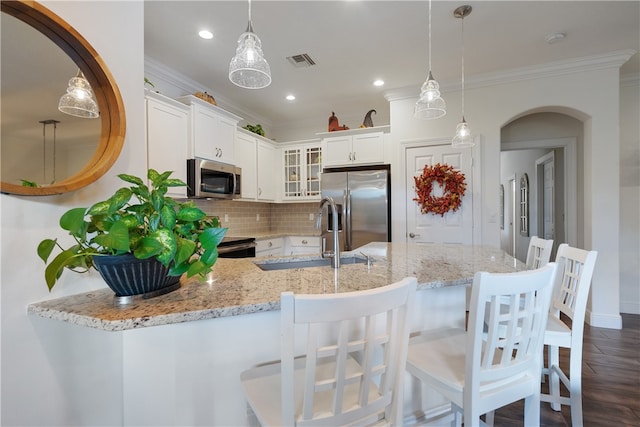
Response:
[[587, 309, 623, 329]]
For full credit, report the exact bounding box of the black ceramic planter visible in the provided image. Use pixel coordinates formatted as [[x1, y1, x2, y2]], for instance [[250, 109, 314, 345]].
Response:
[[92, 253, 180, 298]]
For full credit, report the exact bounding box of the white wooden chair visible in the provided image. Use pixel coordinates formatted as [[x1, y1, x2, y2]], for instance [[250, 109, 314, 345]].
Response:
[[406, 264, 558, 427], [526, 236, 554, 269], [465, 236, 552, 312], [482, 235, 555, 333], [240, 277, 417, 426], [541, 243, 598, 426]]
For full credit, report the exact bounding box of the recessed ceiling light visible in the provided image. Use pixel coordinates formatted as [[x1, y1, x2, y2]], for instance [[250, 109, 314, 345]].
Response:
[[373, 79, 385, 87], [199, 30, 213, 40], [545, 32, 566, 44], [286, 94, 296, 101]]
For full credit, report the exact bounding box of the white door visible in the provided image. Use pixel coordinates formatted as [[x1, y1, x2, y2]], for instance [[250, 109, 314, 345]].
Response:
[[406, 144, 473, 244], [539, 153, 555, 241], [508, 176, 516, 257]]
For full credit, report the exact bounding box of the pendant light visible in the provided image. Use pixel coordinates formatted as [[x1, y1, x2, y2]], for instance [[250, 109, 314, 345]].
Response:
[[415, 0, 446, 119], [452, 5, 474, 147], [229, 0, 271, 89], [58, 69, 99, 118]]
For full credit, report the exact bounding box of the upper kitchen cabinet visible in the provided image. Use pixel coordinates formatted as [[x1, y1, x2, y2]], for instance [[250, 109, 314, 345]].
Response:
[[257, 140, 278, 201], [235, 130, 257, 200], [177, 95, 242, 165], [145, 91, 189, 198], [235, 128, 278, 202], [319, 126, 390, 167], [281, 140, 322, 201]]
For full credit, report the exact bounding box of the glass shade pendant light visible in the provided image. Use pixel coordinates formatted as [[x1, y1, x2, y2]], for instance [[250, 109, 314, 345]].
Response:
[[415, 0, 446, 119], [58, 69, 99, 118], [229, 0, 271, 89], [452, 5, 474, 147]]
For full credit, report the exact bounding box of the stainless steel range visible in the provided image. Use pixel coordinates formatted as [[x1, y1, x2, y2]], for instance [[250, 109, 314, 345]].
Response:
[[217, 237, 256, 258]]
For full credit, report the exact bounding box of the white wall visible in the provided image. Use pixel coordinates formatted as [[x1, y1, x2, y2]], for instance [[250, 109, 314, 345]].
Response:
[[619, 75, 640, 314], [1, 1, 144, 425], [388, 60, 629, 329]]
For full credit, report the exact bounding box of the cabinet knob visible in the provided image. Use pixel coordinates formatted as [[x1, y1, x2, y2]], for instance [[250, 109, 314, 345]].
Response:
[[268, 241, 273, 247], [352, 152, 356, 161], [302, 240, 308, 244], [348, 153, 352, 161], [409, 232, 420, 239]]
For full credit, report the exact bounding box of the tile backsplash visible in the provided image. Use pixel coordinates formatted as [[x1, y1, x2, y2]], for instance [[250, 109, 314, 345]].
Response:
[[194, 199, 319, 236]]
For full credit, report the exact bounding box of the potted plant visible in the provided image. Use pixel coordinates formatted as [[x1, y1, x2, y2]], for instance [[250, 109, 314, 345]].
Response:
[[37, 169, 227, 297]]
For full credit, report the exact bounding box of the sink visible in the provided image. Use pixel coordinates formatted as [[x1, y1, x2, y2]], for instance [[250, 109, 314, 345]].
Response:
[[254, 256, 367, 271]]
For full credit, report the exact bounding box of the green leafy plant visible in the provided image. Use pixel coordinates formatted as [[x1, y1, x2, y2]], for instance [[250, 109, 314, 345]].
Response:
[[20, 179, 39, 187], [37, 169, 227, 291], [243, 123, 264, 136]]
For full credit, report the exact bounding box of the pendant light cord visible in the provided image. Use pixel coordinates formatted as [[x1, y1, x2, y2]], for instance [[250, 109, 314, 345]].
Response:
[[428, 0, 432, 72], [40, 119, 59, 183], [460, 14, 465, 119], [52, 121, 57, 182], [42, 122, 46, 183]]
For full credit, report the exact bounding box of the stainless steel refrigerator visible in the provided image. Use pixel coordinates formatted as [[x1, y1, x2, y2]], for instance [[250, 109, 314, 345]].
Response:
[[320, 165, 391, 252]]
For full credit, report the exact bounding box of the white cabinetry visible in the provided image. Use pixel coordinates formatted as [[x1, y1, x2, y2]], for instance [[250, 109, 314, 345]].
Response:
[[281, 141, 322, 201], [235, 131, 257, 200], [145, 91, 189, 198], [320, 126, 389, 167], [178, 95, 241, 165], [256, 237, 284, 257], [235, 129, 278, 202], [284, 236, 321, 255], [257, 140, 278, 201]]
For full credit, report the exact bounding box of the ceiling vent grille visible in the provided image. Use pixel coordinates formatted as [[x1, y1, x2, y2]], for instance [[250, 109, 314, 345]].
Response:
[[286, 53, 316, 68]]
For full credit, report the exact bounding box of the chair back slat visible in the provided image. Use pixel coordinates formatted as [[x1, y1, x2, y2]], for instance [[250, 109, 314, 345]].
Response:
[[468, 264, 558, 399], [526, 236, 554, 269], [551, 243, 598, 331], [282, 277, 416, 427]]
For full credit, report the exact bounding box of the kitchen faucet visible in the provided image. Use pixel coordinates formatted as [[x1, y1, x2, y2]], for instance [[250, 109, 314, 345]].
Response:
[[316, 196, 340, 268]]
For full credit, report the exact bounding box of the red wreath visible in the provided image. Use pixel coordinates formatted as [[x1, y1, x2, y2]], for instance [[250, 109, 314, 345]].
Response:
[[413, 163, 467, 216]]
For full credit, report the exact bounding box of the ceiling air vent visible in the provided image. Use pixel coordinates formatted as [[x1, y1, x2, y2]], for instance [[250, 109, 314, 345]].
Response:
[[286, 53, 316, 68]]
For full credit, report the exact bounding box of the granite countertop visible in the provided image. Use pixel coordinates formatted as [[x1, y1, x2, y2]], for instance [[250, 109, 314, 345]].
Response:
[[27, 242, 525, 332]]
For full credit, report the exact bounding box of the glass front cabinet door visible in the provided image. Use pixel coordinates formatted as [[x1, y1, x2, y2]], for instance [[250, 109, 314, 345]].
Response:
[[282, 143, 322, 201]]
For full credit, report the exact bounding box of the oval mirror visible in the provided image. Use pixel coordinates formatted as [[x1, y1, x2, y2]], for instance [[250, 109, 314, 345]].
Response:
[[0, 1, 125, 196]]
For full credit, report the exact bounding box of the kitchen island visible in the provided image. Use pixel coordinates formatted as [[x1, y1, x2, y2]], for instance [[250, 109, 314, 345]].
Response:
[[28, 242, 524, 331], [27, 242, 525, 426]]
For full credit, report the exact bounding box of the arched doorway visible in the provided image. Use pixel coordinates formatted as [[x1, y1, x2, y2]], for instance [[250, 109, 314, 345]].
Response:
[[499, 111, 584, 262]]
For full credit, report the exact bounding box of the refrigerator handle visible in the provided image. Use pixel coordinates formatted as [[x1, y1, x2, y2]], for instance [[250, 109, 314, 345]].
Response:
[[345, 189, 351, 251]]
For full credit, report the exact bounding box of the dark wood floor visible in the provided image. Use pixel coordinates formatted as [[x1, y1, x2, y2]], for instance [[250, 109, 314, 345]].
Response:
[[492, 313, 640, 426]]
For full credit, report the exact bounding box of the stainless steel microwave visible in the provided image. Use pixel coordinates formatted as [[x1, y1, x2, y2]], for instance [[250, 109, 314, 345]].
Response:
[[187, 159, 241, 199]]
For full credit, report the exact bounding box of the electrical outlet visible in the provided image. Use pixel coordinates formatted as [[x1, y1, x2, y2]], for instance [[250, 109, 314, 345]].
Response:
[[256, 213, 260, 222], [309, 213, 314, 221], [224, 214, 229, 222]]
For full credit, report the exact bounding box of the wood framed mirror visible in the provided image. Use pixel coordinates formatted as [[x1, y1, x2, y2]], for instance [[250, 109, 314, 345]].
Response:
[[1, 0, 125, 196]]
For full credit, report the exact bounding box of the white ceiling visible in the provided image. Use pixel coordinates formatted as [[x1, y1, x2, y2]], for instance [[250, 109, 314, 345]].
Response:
[[144, 0, 640, 129]]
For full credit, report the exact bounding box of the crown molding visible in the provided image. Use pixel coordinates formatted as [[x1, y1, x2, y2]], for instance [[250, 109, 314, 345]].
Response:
[[144, 56, 272, 126], [621, 72, 640, 88], [385, 49, 638, 102]]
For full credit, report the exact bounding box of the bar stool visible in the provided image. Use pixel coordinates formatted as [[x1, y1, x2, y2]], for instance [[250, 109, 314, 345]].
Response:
[[406, 264, 558, 427], [240, 277, 417, 426], [541, 243, 598, 426]]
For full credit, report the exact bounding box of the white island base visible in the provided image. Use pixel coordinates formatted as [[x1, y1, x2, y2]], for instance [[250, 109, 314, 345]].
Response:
[[120, 285, 464, 426]]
